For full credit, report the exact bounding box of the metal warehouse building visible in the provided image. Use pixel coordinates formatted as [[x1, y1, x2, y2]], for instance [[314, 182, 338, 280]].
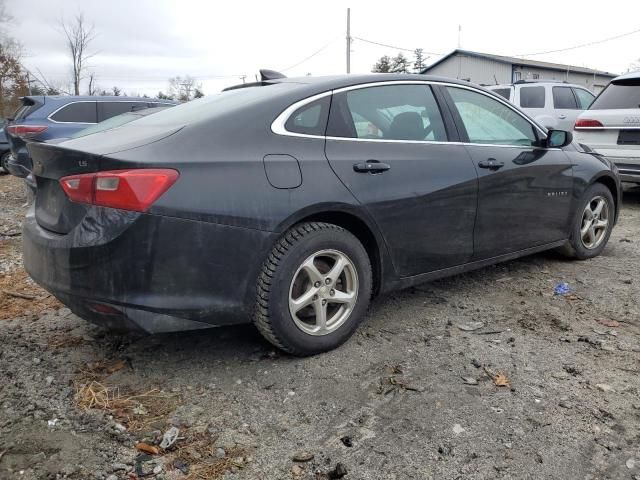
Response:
[[421, 49, 617, 93]]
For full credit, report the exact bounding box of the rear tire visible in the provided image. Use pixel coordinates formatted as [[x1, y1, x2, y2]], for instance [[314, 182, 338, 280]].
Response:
[[254, 222, 372, 356], [558, 183, 614, 260], [0, 152, 10, 174]]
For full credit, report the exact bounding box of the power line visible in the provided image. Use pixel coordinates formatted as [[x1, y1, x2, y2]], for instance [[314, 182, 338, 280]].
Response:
[[353, 36, 443, 56], [518, 26, 640, 57], [279, 37, 339, 72]]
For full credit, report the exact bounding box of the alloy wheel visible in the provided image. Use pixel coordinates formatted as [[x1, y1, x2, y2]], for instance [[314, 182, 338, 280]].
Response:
[[288, 249, 358, 336], [580, 195, 609, 250]]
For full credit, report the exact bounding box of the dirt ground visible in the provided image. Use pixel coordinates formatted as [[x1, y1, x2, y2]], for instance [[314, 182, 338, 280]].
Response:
[[0, 172, 638, 480]]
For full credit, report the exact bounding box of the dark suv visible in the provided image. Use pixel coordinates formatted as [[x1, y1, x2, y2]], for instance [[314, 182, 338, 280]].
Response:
[[6, 96, 176, 178]]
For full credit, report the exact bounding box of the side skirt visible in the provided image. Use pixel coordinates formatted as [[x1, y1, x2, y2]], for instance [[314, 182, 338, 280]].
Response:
[[384, 240, 568, 292]]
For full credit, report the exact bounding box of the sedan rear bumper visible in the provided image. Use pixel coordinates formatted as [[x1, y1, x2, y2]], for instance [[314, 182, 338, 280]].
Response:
[[22, 206, 276, 332]]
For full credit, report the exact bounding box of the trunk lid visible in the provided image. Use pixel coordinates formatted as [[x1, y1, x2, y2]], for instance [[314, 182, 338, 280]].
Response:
[[29, 142, 102, 234]]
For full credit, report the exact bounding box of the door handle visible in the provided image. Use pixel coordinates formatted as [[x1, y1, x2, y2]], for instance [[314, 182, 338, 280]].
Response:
[[478, 158, 504, 171], [558, 114, 567, 119], [353, 160, 391, 174]]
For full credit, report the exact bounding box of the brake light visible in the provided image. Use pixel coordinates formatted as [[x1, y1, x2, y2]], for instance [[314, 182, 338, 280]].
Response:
[[574, 119, 604, 129], [59, 169, 179, 212], [6, 124, 48, 138]]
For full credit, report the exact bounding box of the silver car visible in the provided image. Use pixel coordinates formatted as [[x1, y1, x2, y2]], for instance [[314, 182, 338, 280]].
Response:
[[487, 81, 595, 131]]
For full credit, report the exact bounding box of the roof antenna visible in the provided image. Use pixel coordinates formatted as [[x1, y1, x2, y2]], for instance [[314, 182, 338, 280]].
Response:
[[259, 69, 287, 81]]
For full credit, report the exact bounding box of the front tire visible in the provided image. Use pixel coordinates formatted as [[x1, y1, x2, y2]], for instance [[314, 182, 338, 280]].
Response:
[[559, 183, 614, 259], [254, 222, 372, 356]]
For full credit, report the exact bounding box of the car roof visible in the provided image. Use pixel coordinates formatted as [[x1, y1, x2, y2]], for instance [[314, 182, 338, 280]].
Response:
[[40, 95, 174, 102], [612, 71, 640, 82], [488, 82, 589, 89], [241, 73, 478, 92]]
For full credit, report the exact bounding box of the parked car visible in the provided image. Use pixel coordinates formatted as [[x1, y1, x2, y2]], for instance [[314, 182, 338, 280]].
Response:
[[5, 96, 177, 178], [487, 81, 595, 131], [574, 72, 640, 183], [0, 119, 10, 173], [22, 73, 620, 356]]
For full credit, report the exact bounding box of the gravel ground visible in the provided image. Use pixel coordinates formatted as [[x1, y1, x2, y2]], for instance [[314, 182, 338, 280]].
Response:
[[0, 172, 639, 480]]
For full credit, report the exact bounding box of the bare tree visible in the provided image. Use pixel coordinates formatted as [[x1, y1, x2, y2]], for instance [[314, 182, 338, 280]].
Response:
[[629, 58, 640, 73], [168, 75, 201, 101], [87, 71, 97, 95], [61, 13, 96, 95]]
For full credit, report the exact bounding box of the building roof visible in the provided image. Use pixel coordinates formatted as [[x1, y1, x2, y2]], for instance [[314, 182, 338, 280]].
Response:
[[421, 49, 618, 78]]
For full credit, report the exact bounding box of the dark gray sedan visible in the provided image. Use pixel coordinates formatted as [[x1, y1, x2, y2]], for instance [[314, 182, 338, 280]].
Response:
[[23, 73, 620, 355]]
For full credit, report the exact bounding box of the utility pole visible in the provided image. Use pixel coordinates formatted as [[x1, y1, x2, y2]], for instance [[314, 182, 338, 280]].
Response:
[[346, 8, 351, 74]]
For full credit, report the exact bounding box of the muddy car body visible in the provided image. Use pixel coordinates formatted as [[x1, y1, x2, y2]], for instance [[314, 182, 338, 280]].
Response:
[[23, 73, 621, 355]]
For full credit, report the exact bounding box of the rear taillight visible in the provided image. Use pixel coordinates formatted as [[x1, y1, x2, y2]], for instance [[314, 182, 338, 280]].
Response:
[[6, 124, 48, 138], [59, 169, 179, 212], [574, 119, 604, 129]]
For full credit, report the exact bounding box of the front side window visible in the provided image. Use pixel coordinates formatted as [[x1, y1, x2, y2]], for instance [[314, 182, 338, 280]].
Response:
[[573, 88, 595, 109], [553, 87, 578, 109], [519, 86, 545, 108], [50, 102, 98, 123], [284, 97, 330, 136], [327, 84, 447, 142], [447, 87, 537, 146]]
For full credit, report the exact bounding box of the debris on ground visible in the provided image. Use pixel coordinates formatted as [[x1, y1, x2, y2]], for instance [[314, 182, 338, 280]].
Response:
[[159, 426, 180, 449], [327, 462, 348, 479], [135, 442, 160, 455], [553, 282, 571, 296], [456, 321, 485, 331], [292, 451, 314, 462]]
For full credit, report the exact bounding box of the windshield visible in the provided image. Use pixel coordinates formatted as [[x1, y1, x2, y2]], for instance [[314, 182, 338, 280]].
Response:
[[132, 83, 297, 127]]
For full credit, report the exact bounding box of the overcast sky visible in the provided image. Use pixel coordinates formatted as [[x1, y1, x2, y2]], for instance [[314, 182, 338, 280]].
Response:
[[6, 0, 640, 96]]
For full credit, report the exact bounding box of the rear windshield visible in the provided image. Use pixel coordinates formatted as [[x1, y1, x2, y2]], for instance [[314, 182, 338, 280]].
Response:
[[133, 83, 299, 127], [12, 98, 43, 120], [492, 88, 511, 100], [590, 81, 640, 110]]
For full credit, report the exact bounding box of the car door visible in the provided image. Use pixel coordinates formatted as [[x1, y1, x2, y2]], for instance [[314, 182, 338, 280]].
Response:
[[440, 85, 573, 260], [324, 83, 478, 277], [552, 85, 582, 130]]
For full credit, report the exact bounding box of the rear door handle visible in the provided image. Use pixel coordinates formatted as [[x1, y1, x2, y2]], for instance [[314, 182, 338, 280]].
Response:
[[558, 114, 567, 119], [353, 160, 391, 174], [478, 158, 504, 171]]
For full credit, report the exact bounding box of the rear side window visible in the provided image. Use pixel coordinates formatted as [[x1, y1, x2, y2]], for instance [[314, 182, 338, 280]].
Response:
[[492, 88, 511, 100], [284, 97, 330, 136], [590, 81, 640, 110], [50, 102, 97, 123], [553, 87, 578, 109], [98, 102, 148, 122], [327, 84, 447, 142], [573, 88, 595, 109], [519, 87, 545, 108]]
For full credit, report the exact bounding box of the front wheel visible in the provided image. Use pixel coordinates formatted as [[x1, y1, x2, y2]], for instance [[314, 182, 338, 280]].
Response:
[[559, 183, 615, 259], [254, 222, 372, 356]]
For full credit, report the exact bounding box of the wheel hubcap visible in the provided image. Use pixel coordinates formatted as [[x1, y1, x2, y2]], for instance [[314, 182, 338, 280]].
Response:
[[580, 195, 609, 250], [288, 249, 358, 336]]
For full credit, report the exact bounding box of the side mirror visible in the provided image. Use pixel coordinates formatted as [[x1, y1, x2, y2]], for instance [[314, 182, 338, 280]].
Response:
[[546, 129, 573, 148]]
